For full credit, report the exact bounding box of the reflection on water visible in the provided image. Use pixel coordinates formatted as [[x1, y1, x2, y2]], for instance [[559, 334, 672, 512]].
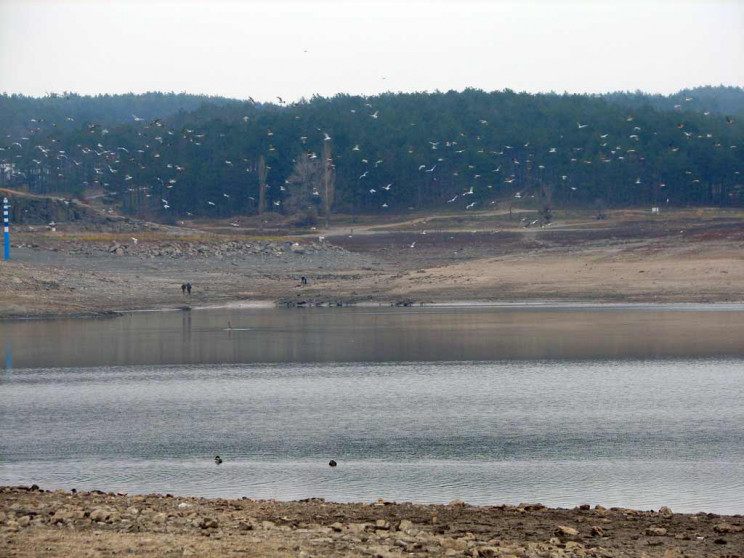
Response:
[[2, 304, 744, 368], [1, 305, 743, 513]]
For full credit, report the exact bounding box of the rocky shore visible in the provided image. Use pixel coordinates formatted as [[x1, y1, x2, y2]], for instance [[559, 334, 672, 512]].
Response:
[[1, 486, 742, 557]]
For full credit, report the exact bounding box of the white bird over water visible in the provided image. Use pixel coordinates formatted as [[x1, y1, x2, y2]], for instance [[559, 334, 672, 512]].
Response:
[[323, 132, 332, 141], [577, 122, 588, 129]]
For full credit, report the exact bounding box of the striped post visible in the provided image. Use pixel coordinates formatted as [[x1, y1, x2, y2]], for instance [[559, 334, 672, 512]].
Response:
[[3, 197, 9, 260]]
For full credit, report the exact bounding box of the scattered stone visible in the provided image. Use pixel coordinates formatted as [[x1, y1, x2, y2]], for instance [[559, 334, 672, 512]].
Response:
[[555, 525, 579, 537], [713, 522, 742, 533], [645, 527, 667, 536], [591, 525, 605, 537], [198, 517, 219, 529]]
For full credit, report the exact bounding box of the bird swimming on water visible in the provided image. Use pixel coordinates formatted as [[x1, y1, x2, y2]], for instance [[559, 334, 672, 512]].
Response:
[[215, 455, 223, 465], [328, 460, 337, 467]]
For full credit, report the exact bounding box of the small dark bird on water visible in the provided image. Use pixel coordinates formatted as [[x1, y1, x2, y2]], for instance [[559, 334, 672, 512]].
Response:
[[328, 460, 337, 467], [215, 455, 223, 465]]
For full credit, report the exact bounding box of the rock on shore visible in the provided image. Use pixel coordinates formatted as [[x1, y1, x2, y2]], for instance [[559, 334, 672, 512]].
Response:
[[1, 486, 742, 557]]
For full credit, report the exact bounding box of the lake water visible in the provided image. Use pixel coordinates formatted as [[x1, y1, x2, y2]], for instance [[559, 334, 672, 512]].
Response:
[[2, 304, 744, 513]]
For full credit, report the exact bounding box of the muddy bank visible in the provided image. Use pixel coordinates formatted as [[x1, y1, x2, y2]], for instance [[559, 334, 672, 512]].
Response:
[[1, 486, 742, 557], [2, 210, 743, 319]]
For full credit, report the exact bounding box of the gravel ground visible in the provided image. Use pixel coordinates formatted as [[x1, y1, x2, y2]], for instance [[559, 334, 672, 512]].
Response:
[[2, 486, 743, 558]]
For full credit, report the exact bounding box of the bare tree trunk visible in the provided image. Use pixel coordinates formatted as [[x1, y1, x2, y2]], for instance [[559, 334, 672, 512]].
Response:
[[322, 142, 334, 229], [258, 155, 267, 215]]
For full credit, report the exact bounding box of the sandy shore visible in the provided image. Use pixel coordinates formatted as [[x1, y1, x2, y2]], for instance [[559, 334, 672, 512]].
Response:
[[1, 208, 743, 319], [2, 486, 742, 557]]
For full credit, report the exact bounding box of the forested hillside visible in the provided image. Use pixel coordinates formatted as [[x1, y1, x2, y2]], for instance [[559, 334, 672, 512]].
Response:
[[1, 87, 742, 222]]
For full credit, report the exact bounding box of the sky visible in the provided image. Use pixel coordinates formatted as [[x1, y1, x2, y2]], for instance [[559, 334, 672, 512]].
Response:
[[1, 0, 742, 102]]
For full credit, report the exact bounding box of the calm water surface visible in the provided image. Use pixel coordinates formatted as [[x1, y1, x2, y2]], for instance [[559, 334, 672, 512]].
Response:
[[2, 305, 743, 513]]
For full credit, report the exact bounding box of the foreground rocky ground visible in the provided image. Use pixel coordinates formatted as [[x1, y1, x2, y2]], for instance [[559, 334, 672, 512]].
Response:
[[1, 487, 742, 557]]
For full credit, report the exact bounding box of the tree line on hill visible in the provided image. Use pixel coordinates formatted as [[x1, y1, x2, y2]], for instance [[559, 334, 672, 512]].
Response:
[[1, 86, 742, 224]]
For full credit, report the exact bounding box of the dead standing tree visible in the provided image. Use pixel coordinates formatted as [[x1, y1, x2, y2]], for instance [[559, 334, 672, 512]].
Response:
[[258, 155, 268, 215], [537, 181, 553, 224], [286, 155, 324, 226], [322, 141, 335, 228]]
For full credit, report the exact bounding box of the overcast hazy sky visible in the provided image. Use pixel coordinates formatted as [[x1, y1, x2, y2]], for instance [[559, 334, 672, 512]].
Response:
[[1, 0, 742, 101]]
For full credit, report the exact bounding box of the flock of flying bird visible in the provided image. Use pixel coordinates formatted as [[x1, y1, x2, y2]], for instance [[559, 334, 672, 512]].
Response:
[[0, 93, 741, 225]]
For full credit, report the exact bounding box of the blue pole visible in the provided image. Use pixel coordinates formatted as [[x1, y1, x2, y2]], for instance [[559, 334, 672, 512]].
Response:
[[3, 197, 9, 260]]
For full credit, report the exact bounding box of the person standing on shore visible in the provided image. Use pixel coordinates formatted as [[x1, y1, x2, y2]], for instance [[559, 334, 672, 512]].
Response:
[[181, 283, 187, 295], [186, 282, 192, 295]]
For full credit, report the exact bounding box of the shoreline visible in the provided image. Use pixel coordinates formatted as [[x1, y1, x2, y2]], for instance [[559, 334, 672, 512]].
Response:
[[2, 486, 742, 557], [3, 298, 744, 322], [3, 209, 743, 321]]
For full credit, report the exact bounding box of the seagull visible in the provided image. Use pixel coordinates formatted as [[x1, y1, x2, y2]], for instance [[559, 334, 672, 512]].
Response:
[[215, 456, 223, 465], [382, 183, 392, 190], [409, 242, 416, 248], [131, 237, 138, 245], [207, 201, 216, 206], [132, 114, 144, 121], [370, 110, 379, 119], [352, 144, 360, 151], [425, 164, 437, 172], [466, 202, 476, 209], [323, 132, 332, 141], [359, 171, 369, 179], [447, 195, 458, 203]]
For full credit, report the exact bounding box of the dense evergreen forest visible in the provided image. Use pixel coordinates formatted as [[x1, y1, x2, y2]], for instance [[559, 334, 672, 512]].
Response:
[[1, 87, 742, 222]]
